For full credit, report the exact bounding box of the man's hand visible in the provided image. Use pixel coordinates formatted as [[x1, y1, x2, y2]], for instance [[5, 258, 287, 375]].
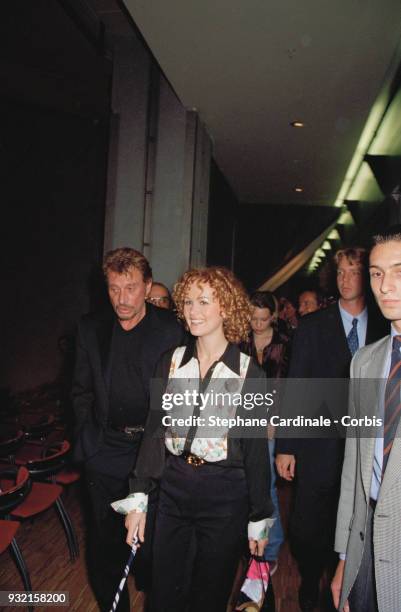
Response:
[[248, 538, 268, 557], [275, 453, 296, 480], [125, 511, 147, 546], [331, 559, 349, 611]]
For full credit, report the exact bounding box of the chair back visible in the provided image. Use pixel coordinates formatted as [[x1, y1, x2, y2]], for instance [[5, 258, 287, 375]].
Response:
[[24, 440, 71, 479], [0, 466, 31, 515], [22, 414, 55, 441], [0, 428, 24, 458]]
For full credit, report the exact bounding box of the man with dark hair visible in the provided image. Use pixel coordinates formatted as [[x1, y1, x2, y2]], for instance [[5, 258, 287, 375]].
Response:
[[275, 247, 387, 611], [147, 281, 172, 309], [298, 289, 321, 317], [332, 225, 401, 612], [72, 247, 183, 611]]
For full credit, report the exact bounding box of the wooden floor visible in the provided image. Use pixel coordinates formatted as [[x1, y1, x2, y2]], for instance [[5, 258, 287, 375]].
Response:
[[0, 479, 335, 612]]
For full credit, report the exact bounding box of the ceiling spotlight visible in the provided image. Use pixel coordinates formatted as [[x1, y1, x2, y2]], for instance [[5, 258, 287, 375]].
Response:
[[328, 229, 341, 240], [294, 187, 303, 192], [290, 121, 305, 128], [338, 210, 354, 226]]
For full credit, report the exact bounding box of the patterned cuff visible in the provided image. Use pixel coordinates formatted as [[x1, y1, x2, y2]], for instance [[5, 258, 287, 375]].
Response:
[[248, 517, 274, 540], [110, 492, 148, 515]]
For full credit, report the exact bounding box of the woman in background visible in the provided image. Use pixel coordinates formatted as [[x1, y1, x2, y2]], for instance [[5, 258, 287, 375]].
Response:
[[243, 291, 290, 378], [241, 290, 290, 575]]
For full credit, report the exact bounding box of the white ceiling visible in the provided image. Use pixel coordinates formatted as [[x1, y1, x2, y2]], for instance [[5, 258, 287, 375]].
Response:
[[119, 0, 401, 206]]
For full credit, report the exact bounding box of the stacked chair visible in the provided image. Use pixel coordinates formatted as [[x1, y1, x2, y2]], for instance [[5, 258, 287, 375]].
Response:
[[13, 439, 79, 560], [0, 465, 33, 612], [0, 390, 81, 599]]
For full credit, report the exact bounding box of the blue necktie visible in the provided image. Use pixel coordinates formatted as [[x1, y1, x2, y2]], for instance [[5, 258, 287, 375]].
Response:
[[383, 335, 401, 475], [347, 318, 359, 356]]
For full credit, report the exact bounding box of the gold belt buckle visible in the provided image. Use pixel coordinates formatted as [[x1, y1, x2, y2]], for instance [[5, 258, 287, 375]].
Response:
[[184, 452, 205, 466]]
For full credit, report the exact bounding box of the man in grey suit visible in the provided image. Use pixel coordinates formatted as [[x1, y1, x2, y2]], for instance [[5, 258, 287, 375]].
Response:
[[332, 225, 401, 612]]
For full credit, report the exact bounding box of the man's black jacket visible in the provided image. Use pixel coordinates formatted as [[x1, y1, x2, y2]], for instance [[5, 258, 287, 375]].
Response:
[[72, 303, 184, 464]]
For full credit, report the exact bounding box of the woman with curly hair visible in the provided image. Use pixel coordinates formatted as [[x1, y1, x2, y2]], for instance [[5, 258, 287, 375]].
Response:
[[112, 266, 274, 612]]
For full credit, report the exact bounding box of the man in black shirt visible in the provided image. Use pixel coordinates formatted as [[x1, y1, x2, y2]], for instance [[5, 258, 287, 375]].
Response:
[[72, 247, 183, 611]]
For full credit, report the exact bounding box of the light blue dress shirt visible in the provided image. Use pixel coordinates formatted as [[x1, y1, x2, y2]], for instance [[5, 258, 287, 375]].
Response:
[[338, 302, 368, 350]]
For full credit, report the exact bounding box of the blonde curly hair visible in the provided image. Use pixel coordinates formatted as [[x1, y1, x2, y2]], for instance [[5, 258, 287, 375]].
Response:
[[173, 267, 251, 343]]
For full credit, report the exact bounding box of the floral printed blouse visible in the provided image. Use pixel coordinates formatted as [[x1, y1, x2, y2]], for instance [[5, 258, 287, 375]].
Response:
[[111, 341, 275, 541]]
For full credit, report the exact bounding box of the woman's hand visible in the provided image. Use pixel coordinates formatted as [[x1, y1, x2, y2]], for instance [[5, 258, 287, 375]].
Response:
[[125, 511, 147, 546], [248, 537, 268, 557]]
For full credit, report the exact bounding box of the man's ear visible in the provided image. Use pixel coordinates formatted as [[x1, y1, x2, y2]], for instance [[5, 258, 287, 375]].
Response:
[[145, 279, 153, 298]]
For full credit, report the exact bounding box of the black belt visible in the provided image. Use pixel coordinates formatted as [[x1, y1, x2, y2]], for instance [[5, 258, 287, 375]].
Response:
[[109, 424, 145, 437], [369, 498, 377, 510]]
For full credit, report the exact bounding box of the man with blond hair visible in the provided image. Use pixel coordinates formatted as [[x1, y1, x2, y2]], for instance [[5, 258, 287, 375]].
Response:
[[72, 247, 183, 611]]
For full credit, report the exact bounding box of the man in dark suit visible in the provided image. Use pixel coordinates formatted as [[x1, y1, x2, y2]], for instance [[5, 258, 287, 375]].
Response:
[[72, 247, 183, 612], [275, 247, 387, 611]]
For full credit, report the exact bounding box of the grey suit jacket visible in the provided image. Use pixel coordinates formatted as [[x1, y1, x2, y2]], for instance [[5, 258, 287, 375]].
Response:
[[335, 334, 401, 612]]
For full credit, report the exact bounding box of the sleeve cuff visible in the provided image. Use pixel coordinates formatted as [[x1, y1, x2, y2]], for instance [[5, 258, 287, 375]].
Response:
[[339, 553, 346, 561], [248, 517, 275, 540], [110, 492, 148, 515]]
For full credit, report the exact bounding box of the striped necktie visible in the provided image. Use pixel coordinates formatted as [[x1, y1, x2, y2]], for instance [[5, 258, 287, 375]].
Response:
[[383, 335, 401, 475], [346, 318, 359, 356]]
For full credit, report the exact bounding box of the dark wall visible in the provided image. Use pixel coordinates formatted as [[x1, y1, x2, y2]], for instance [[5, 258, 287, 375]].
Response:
[[0, 101, 109, 391], [0, 2, 111, 391], [207, 160, 238, 269]]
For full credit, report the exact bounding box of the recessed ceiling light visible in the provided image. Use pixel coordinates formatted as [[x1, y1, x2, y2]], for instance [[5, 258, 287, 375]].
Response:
[[290, 121, 305, 128], [328, 229, 341, 240], [294, 187, 303, 192]]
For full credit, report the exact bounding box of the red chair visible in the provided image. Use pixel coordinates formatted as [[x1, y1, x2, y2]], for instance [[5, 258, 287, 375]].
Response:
[[13, 441, 79, 560], [0, 519, 33, 612], [21, 413, 56, 441], [0, 465, 31, 516], [14, 438, 81, 490], [53, 466, 80, 486], [0, 427, 24, 462], [0, 466, 33, 611], [0, 464, 75, 562]]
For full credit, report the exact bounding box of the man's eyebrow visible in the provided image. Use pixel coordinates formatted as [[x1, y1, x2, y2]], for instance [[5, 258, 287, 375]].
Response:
[[369, 263, 401, 269]]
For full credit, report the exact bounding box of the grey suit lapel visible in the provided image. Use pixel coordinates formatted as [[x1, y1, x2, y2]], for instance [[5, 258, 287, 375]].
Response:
[[379, 334, 401, 500], [358, 336, 391, 499], [380, 436, 401, 501]]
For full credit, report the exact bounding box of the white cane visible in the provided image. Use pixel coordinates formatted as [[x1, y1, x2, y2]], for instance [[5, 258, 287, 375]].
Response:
[[109, 537, 138, 612]]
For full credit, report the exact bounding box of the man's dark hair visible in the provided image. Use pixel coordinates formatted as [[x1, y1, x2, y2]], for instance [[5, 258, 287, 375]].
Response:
[[372, 224, 401, 246], [103, 247, 152, 282], [152, 282, 171, 295], [298, 288, 322, 306]]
